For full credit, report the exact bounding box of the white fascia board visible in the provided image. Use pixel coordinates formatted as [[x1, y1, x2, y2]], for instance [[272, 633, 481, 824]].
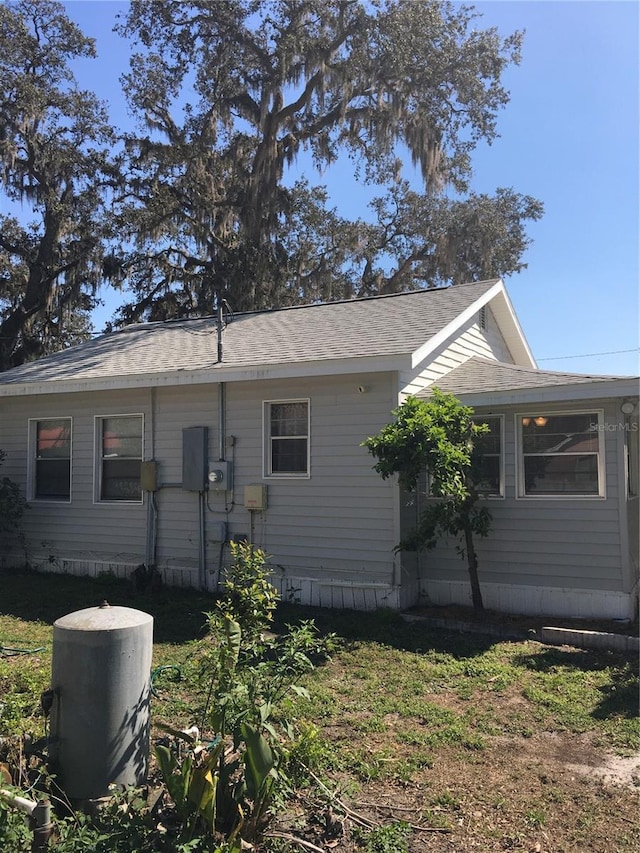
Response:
[[489, 288, 537, 367], [0, 353, 407, 398], [408, 280, 536, 371], [455, 378, 640, 408]]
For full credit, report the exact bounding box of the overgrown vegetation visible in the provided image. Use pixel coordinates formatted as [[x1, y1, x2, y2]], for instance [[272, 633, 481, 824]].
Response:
[[152, 541, 336, 846], [1, 568, 638, 852]]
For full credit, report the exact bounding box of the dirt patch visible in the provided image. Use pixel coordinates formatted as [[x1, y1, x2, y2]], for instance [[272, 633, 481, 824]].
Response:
[[564, 749, 640, 788], [278, 733, 640, 852]]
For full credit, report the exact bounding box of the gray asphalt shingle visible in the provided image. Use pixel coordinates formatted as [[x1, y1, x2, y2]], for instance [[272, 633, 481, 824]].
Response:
[[0, 280, 499, 386], [417, 356, 625, 397]]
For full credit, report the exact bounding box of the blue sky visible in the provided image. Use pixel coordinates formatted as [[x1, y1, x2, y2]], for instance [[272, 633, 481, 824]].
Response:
[[61, 0, 639, 377]]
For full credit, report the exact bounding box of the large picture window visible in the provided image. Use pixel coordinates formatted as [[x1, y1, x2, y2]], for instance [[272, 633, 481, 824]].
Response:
[[30, 418, 72, 501], [518, 412, 603, 497], [96, 415, 143, 502], [264, 400, 309, 477], [471, 416, 503, 497]]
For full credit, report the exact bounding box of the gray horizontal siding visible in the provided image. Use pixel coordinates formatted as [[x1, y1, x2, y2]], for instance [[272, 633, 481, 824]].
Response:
[[228, 374, 396, 580], [1, 375, 399, 586], [149, 373, 398, 582], [0, 390, 151, 565]]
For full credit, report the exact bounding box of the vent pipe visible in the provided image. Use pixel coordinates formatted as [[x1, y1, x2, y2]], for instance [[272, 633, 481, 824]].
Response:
[[217, 300, 223, 363]]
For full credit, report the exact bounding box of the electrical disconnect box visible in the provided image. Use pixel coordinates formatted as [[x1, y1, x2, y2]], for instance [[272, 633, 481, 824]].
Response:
[[140, 461, 158, 492], [182, 427, 208, 491], [244, 484, 267, 511], [208, 460, 233, 492]]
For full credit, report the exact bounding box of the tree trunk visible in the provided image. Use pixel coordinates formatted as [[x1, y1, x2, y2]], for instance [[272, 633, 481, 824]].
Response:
[[463, 522, 484, 611]]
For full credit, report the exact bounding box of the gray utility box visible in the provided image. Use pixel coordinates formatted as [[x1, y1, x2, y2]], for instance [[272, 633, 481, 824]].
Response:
[[182, 427, 208, 491]]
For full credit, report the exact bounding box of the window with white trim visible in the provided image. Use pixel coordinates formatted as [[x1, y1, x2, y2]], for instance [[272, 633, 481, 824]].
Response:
[[471, 416, 503, 497], [264, 400, 309, 477], [518, 412, 603, 497], [29, 418, 72, 501], [96, 415, 143, 502]]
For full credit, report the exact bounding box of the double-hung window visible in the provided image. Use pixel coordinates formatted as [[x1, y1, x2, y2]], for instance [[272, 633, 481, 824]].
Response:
[[30, 418, 72, 501], [518, 412, 604, 497], [471, 416, 503, 497], [96, 415, 143, 502], [264, 400, 310, 477]]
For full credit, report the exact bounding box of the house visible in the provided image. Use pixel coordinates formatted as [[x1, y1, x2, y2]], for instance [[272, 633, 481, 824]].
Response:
[[0, 278, 637, 619]]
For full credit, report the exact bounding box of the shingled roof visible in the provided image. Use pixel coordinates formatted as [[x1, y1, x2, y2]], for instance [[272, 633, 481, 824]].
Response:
[[0, 280, 500, 389], [416, 356, 637, 405], [419, 356, 624, 396]]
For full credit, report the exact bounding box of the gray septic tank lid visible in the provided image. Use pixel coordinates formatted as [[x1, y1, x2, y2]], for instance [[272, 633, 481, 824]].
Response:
[[54, 601, 153, 632]]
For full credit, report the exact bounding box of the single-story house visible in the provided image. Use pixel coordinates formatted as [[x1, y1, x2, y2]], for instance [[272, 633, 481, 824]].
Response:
[[0, 278, 637, 618]]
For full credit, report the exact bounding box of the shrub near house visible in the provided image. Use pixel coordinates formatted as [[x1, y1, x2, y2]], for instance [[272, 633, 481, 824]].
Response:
[[0, 449, 27, 553]]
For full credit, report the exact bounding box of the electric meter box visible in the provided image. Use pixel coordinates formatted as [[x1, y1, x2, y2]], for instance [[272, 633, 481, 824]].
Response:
[[244, 484, 267, 511], [208, 460, 233, 491]]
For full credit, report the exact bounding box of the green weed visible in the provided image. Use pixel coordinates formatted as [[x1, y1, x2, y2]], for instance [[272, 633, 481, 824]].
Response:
[[353, 820, 412, 853]]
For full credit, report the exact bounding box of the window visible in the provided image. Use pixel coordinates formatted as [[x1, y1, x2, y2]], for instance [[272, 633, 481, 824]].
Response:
[[30, 418, 72, 501], [471, 416, 503, 497], [96, 415, 143, 501], [264, 400, 309, 477], [518, 412, 603, 497]]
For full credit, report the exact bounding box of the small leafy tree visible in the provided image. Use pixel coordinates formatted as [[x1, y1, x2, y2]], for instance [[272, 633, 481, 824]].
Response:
[[0, 449, 28, 556], [363, 391, 491, 611]]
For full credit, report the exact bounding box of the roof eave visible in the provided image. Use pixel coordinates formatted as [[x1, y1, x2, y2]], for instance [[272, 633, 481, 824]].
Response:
[[450, 377, 640, 407], [0, 353, 410, 398]]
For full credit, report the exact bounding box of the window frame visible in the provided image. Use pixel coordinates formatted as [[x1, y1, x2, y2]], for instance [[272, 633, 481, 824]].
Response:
[[471, 414, 505, 499], [516, 409, 606, 500], [263, 399, 310, 479], [94, 413, 145, 504], [27, 417, 73, 503], [625, 416, 639, 499]]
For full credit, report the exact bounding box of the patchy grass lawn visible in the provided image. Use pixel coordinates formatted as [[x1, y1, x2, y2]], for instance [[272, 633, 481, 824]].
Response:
[[1, 568, 638, 853]]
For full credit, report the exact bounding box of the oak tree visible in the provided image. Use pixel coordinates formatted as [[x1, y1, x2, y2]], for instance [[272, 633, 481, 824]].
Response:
[[0, 0, 116, 369], [112, 0, 542, 322]]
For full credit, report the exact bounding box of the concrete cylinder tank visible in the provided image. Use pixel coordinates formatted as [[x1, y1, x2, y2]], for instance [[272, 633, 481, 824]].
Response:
[[49, 602, 153, 800]]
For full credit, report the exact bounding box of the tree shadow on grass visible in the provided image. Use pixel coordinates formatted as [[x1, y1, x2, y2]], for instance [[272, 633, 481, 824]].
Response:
[[512, 646, 639, 721], [274, 601, 500, 659], [0, 568, 213, 644]]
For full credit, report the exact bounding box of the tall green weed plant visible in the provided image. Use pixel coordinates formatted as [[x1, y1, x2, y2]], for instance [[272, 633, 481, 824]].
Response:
[[157, 541, 335, 846]]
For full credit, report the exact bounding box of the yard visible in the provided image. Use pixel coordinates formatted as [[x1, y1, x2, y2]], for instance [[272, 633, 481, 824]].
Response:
[[1, 568, 638, 853]]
